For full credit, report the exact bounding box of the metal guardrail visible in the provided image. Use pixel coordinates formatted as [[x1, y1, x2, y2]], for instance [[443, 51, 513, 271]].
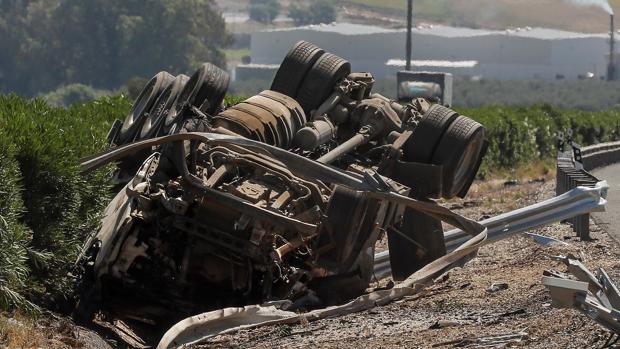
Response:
[[374, 181, 608, 280], [556, 135, 620, 240], [581, 140, 620, 171]]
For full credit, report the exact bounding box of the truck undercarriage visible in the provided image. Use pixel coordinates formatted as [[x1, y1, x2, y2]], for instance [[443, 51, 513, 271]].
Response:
[[75, 41, 488, 347]]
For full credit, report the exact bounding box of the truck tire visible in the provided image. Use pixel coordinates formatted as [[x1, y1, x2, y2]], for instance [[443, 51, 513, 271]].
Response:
[[118, 71, 174, 145], [388, 206, 446, 281], [296, 53, 351, 115], [193, 63, 230, 115], [431, 115, 486, 199], [139, 74, 189, 140], [165, 63, 229, 132], [271, 41, 325, 98], [404, 104, 459, 163]]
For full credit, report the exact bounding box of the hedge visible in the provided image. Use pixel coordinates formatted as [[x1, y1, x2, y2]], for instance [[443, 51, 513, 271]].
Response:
[[0, 94, 129, 309], [457, 105, 620, 177]]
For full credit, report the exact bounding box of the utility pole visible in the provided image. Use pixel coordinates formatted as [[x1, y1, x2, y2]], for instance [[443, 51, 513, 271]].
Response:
[[608, 14, 616, 81], [405, 0, 413, 71]]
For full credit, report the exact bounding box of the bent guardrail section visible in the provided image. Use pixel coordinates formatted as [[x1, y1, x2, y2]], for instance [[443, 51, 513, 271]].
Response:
[[374, 181, 609, 280]]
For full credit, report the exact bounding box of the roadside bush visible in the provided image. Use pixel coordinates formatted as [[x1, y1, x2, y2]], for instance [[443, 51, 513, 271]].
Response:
[[0, 133, 37, 312], [42, 84, 112, 107], [249, 0, 280, 23], [0, 94, 130, 308], [458, 104, 620, 178], [289, 0, 336, 26]]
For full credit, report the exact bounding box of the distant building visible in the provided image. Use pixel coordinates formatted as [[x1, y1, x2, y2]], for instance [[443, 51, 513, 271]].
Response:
[[240, 22, 617, 81]]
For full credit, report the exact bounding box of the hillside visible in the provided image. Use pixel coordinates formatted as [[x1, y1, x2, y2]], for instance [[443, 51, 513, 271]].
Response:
[[216, 0, 620, 33]]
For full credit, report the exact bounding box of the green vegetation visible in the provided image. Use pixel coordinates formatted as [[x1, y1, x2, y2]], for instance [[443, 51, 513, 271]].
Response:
[[459, 104, 620, 178], [223, 49, 252, 63], [249, 0, 280, 23], [0, 0, 230, 96], [289, 0, 337, 26], [345, 0, 407, 11], [454, 79, 620, 111], [0, 94, 129, 312], [1, 93, 620, 314], [42, 84, 112, 107]]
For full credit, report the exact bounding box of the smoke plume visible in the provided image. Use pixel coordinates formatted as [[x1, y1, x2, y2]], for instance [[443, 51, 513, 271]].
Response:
[[566, 0, 614, 15]]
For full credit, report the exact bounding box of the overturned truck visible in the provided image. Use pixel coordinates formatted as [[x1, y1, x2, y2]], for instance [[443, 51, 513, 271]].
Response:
[[75, 41, 488, 346]]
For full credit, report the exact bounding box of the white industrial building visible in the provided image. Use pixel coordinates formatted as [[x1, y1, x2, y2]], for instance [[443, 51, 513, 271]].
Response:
[[240, 22, 617, 81]]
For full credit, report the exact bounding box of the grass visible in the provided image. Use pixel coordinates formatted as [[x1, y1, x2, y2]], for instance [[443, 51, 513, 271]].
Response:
[[0, 313, 43, 348], [345, 0, 407, 11], [223, 48, 251, 62]]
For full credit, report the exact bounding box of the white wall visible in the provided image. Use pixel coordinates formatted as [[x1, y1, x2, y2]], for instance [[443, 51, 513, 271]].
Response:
[[250, 27, 612, 81]]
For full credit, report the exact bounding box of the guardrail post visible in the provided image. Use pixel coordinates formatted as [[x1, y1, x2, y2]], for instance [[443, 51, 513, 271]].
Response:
[[555, 136, 600, 241]]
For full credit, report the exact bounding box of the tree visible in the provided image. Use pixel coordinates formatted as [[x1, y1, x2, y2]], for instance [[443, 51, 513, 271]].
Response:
[[309, 0, 336, 24], [289, 0, 336, 26], [0, 0, 232, 96], [249, 0, 279, 23]]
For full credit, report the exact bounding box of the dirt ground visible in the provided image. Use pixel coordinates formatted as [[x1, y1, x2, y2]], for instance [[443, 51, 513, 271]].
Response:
[[2, 177, 618, 348]]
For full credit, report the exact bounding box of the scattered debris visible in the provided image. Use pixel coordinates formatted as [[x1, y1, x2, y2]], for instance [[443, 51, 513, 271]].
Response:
[[488, 282, 509, 293], [429, 319, 463, 329], [503, 179, 519, 187], [432, 329, 529, 347], [543, 255, 620, 334], [525, 232, 569, 246]]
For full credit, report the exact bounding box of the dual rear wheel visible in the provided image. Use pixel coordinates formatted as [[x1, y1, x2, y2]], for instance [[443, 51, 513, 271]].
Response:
[[271, 41, 351, 115], [114, 63, 230, 147]]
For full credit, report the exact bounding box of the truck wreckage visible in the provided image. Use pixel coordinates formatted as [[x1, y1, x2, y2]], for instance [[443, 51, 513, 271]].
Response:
[[74, 42, 608, 348]]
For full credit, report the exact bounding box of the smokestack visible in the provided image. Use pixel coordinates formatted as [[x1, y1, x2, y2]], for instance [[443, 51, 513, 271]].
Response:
[[608, 14, 616, 81], [405, 0, 413, 71]]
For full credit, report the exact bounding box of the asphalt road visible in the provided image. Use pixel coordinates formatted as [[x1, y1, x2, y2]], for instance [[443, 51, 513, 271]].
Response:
[[592, 163, 620, 242]]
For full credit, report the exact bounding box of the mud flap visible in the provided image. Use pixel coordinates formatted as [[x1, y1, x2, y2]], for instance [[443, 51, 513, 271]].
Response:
[[387, 206, 446, 281]]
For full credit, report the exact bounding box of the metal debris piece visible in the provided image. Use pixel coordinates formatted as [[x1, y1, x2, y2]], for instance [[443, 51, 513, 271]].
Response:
[[429, 319, 462, 329], [525, 232, 568, 246], [488, 282, 509, 293], [432, 330, 528, 347], [543, 256, 620, 334]]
